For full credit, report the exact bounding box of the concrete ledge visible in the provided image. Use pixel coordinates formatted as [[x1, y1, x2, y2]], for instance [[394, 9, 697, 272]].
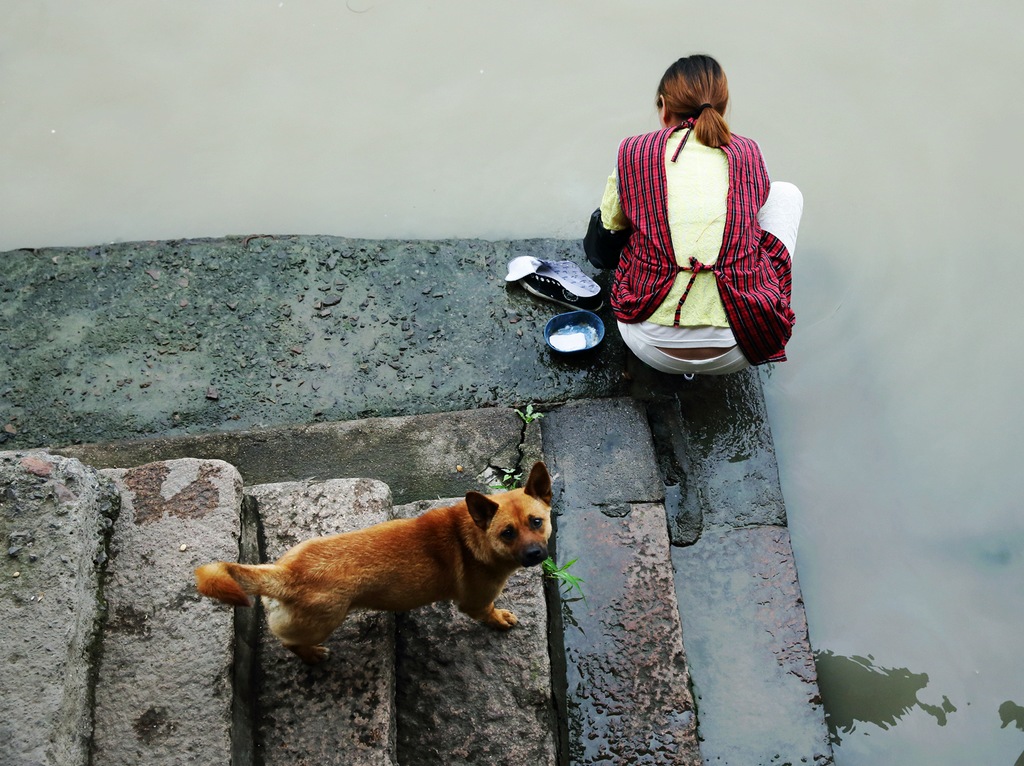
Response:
[[0, 451, 118, 766], [672, 525, 831, 766], [93, 459, 244, 765], [0, 238, 622, 452], [248, 478, 397, 766], [392, 498, 557, 766]]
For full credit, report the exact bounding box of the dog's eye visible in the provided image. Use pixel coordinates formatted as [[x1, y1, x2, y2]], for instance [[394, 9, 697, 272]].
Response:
[[529, 517, 543, 530], [500, 526, 516, 541]]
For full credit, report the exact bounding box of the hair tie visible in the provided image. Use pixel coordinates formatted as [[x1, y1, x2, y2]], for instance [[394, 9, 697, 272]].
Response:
[[698, 103, 713, 114]]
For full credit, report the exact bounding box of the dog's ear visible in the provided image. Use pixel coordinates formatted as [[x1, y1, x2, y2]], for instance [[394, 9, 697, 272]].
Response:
[[523, 461, 552, 505], [465, 491, 500, 531]]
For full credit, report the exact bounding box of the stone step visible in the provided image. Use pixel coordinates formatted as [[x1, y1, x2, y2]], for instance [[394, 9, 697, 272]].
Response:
[[3, 386, 832, 765], [539, 398, 702, 766], [247, 478, 397, 766], [649, 374, 832, 764], [0, 451, 119, 766], [44, 439, 555, 765], [672, 526, 832, 766], [93, 458, 246, 766], [391, 498, 557, 766]]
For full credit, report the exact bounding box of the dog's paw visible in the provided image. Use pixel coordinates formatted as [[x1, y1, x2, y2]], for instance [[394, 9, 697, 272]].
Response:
[[488, 608, 519, 630], [288, 643, 331, 665]]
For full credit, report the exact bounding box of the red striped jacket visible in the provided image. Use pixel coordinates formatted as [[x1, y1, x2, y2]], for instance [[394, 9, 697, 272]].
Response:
[[611, 124, 795, 365]]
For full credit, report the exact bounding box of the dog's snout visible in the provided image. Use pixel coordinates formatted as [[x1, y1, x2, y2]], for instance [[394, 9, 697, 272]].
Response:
[[521, 544, 547, 567]]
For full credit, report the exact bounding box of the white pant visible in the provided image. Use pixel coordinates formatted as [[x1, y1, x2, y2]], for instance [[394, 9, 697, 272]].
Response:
[[617, 181, 803, 375], [758, 181, 803, 256]]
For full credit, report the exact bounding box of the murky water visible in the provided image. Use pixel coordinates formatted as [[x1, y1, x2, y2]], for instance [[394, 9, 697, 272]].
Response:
[[3, 1, 1023, 762]]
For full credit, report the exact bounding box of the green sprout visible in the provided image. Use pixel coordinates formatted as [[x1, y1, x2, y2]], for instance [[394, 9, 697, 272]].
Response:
[[515, 404, 545, 424], [487, 469, 522, 492], [542, 557, 586, 603]]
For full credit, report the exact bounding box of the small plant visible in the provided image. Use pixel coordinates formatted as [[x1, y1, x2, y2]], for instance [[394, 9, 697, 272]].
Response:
[[487, 469, 522, 492], [542, 557, 586, 603], [515, 404, 545, 424]]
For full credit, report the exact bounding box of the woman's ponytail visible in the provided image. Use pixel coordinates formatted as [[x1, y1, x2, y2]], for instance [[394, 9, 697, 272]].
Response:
[[693, 102, 731, 148]]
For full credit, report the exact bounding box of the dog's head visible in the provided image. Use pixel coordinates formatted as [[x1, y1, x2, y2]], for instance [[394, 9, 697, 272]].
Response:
[[465, 461, 553, 568]]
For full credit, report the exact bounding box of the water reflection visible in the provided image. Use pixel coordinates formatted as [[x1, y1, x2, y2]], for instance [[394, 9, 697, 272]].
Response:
[[1001, 701, 1024, 732], [815, 655, 1024, 766], [1000, 703, 1024, 766], [814, 651, 956, 745]]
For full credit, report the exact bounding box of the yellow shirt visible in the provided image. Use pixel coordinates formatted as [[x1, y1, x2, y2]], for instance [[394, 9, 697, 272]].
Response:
[[599, 129, 730, 328]]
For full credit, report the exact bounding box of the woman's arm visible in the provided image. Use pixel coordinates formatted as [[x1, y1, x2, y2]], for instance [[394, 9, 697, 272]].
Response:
[[584, 174, 632, 269]]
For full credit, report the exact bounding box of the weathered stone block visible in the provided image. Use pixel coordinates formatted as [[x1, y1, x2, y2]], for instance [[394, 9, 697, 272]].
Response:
[[556, 502, 700, 766], [541, 398, 663, 515], [58, 408, 527, 506], [0, 451, 118, 766], [249, 478, 396, 766], [392, 498, 557, 766], [93, 459, 244, 766], [672, 525, 832, 765], [676, 369, 787, 529], [644, 399, 703, 546]]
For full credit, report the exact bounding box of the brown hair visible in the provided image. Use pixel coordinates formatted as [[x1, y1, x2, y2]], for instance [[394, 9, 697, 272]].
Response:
[[656, 54, 731, 148]]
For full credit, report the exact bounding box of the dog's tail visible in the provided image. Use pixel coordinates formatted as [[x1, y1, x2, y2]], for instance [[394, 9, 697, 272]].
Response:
[[195, 561, 289, 607]]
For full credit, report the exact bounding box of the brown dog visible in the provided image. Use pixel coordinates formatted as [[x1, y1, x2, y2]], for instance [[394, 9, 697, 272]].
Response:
[[195, 461, 552, 664]]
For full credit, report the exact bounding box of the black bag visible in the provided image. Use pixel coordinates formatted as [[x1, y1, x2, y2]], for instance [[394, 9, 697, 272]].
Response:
[[583, 208, 630, 270]]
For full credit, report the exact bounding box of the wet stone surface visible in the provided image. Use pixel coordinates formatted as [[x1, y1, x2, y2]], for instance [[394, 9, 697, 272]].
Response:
[[667, 368, 787, 530], [0, 237, 623, 450], [672, 525, 832, 766], [555, 503, 700, 766], [540, 397, 663, 515], [625, 361, 787, 528]]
